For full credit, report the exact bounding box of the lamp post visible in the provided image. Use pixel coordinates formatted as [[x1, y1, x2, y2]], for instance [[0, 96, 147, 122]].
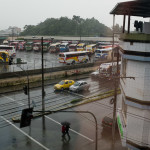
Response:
[[18, 66, 30, 108]]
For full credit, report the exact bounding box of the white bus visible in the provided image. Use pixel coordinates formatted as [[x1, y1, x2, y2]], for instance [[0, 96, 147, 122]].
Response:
[[59, 51, 89, 64], [69, 43, 77, 52], [0, 45, 16, 57], [49, 43, 61, 53], [95, 47, 112, 60]]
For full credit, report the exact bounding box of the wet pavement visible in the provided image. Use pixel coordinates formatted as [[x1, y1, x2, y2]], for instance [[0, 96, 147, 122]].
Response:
[[0, 75, 127, 150], [0, 50, 95, 73]]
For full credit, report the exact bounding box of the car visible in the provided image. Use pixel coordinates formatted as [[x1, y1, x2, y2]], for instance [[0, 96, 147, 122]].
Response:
[[90, 70, 100, 78], [69, 80, 90, 92], [54, 80, 75, 91], [101, 116, 118, 129]]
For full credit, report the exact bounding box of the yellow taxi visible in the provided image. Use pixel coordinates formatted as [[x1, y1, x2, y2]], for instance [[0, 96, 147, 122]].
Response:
[[54, 80, 75, 90]]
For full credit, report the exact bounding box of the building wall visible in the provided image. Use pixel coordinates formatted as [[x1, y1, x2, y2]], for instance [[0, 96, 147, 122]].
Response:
[[127, 106, 150, 147], [121, 59, 150, 102], [119, 40, 150, 149], [119, 41, 150, 53]]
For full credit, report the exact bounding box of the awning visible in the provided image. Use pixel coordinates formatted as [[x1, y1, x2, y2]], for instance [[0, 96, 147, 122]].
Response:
[[110, 0, 150, 17]]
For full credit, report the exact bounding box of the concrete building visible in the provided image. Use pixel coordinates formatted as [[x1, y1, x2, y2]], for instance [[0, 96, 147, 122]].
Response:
[[110, 0, 150, 150]]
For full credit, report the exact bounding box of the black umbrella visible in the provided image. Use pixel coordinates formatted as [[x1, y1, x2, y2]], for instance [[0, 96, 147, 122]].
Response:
[[61, 121, 71, 126]]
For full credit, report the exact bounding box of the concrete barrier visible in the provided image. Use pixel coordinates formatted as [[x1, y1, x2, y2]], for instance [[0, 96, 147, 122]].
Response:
[[0, 63, 94, 79]]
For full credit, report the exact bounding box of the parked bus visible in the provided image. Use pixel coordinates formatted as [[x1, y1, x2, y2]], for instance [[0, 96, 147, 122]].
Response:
[[43, 42, 50, 52], [95, 47, 112, 60], [59, 43, 69, 52], [10, 41, 19, 50], [25, 42, 34, 51], [86, 44, 97, 53], [0, 51, 9, 63], [33, 42, 41, 52], [3, 40, 9, 45], [76, 43, 86, 51], [59, 51, 89, 64], [49, 43, 60, 53], [69, 43, 77, 51], [0, 45, 16, 57], [18, 42, 26, 50]]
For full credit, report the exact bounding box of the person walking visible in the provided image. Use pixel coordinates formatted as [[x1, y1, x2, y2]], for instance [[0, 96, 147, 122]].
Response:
[[61, 125, 66, 138], [65, 124, 70, 139]]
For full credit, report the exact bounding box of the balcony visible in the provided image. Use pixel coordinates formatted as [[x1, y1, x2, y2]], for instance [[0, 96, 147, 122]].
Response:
[[119, 33, 150, 43]]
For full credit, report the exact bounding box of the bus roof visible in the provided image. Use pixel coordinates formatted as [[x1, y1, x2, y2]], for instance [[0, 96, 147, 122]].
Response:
[[59, 51, 88, 55], [0, 51, 9, 54], [96, 47, 112, 51], [77, 43, 85, 46], [86, 44, 96, 47], [50, 43, 61, 46], [60, 43, 68, 46], [0, 45, 14, 48], [69, 43, 77, 46]]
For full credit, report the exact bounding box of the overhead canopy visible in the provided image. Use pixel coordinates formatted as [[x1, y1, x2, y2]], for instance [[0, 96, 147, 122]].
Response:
[[110, 0, 150, 17]]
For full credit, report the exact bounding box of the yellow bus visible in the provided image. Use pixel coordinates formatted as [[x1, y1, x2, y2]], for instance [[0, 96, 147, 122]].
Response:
[[86, 44, 97, 53], [76, 43, 86, 51], [0, 51, 9, 63]]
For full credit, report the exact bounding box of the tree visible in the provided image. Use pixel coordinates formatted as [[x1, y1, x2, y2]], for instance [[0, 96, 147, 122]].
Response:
[[20, 16, 112, 36], [112, 24, 122, 33]]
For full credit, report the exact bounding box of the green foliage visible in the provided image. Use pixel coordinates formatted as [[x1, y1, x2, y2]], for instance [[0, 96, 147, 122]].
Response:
[[20, 16, 112, 36]]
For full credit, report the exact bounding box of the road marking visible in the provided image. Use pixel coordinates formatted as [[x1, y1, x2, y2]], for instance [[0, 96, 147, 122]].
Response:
[[1, 116, 50, 150], [1, 94, 25, 106], [45, 115, 94, 142]]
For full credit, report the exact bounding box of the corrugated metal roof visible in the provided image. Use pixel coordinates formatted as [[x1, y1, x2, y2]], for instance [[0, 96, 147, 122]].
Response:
[[110, 0, 150, 17]]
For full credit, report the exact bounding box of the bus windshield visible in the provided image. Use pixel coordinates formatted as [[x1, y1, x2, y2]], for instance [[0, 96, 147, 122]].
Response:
[[59, 54, 65, 57]]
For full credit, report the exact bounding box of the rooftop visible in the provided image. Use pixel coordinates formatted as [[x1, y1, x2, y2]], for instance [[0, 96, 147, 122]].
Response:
[[110, 0, 150, 17]]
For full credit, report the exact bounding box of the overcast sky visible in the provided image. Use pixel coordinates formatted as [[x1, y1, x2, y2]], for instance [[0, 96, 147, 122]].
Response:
[[0, 0, 149, 30]]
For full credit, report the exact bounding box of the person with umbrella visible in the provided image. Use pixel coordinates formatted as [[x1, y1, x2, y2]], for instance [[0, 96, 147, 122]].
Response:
[[61, 124, 66, 138], [65, 124, 70, 139], [61, 121, 71, 139]]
